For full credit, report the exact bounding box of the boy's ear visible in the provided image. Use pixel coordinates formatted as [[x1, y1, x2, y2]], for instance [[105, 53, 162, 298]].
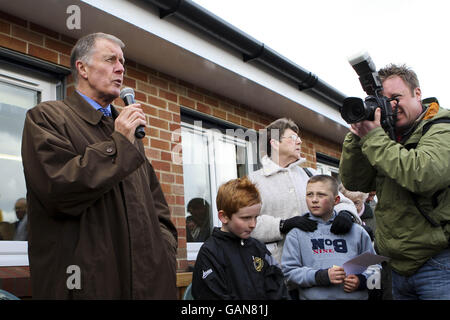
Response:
[[334, 195, 340, 206], [218, 210, 229, 225]]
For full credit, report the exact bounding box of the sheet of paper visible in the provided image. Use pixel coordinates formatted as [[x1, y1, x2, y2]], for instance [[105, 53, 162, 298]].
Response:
[[342, 251, 389, 275]]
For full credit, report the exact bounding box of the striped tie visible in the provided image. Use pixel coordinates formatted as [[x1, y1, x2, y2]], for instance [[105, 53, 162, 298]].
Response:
[[99, 107, 112, 117]]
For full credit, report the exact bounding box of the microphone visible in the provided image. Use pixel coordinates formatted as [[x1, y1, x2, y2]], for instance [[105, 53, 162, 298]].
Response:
[[120, 87, 145, 139]]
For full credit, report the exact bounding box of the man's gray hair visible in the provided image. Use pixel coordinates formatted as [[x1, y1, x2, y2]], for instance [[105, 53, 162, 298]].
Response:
[[70, 32, 125, 82]]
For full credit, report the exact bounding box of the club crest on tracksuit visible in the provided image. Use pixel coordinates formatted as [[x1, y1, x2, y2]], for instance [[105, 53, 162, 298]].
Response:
[[252, 256, 264, 272]]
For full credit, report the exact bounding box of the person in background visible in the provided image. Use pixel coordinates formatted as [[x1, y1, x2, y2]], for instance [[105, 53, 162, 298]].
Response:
[[186, 198, 211, 242], [339, 184, 375, 240], [13, 198, 28, 241]]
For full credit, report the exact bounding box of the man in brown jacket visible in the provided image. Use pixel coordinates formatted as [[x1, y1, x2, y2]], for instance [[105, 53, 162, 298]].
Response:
[[21, 33, 178, 299]]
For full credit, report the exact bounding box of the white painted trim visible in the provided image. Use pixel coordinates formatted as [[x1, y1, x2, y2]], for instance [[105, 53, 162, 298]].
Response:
[[0, 241, 28, 267]]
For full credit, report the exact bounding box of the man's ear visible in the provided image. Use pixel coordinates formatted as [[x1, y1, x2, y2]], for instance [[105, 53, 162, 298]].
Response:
[[218, 210, 229, 225], [414, 87, 422, 102], [76, 60, 88, 80], [334, 195, 340, 206]]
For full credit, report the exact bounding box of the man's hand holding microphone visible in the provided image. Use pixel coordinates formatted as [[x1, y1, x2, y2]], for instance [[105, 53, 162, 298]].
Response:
[[115, 88, 146, 144]]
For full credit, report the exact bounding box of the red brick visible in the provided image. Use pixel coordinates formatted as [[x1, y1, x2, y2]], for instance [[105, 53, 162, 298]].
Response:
[[204, 96, 219, 107], [149, 75, 168, 90], [145, 148, 160, 160], [59, 54, 70, 68], [123, 76, 136, 89], [161, 151, 172, 161], [11, 25, 43, 45], [187, 89, 203, 102], [158, 109, 172, 121], [134, 90, 147, 103], [168, 102, 180, 114], [196, 102, 211, 115], [141, 103, 158, 117], [159, 89, 178, 103], [213, 108, 227, 120], [161, 172, 175, 183], [137, 81, 157, 95], [0, 33, 26, 53], [150, 138, 170, 151], [45, 37, 72, 55], [126, 67, 147, 82], [148, 96, 167, 109], [153, 160, 171, 172], [150, 117, 169, 130], [179, 96, 195, 109], [170, 123, 181, 132], [159, 130, 172, 142], [227, 113, 240, 125], [28, 44, 58, 64]]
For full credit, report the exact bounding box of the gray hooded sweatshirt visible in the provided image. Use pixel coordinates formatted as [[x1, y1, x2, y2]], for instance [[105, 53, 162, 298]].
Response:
[[281, 211, 375, 300]]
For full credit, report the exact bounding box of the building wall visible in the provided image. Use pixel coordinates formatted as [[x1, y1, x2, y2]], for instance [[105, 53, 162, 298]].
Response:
[[0, 11, 343, 271]]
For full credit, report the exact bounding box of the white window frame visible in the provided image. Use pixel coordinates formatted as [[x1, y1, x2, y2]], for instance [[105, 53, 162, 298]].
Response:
[[0, 62, 59, 267], [182, 121, 257, 260]]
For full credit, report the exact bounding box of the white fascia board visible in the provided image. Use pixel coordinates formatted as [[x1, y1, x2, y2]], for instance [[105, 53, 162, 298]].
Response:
[[82, 0, 349, 128]]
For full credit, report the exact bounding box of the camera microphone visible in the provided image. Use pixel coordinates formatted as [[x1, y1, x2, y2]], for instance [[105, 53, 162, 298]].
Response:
[[120, 87, 145, 139]]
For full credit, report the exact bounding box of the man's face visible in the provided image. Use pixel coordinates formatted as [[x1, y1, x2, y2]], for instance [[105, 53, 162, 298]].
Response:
[[15, 199, 27, 220], [79, 38, 124, 103], [382, 75, 422, 131], [277, 128, 302, 162], [306, 181, 339, 221], [220, 203, 261, 239]]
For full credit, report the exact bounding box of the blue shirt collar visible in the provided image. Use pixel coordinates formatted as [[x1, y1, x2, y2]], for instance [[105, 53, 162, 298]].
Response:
[[76, 90, 111, 113]]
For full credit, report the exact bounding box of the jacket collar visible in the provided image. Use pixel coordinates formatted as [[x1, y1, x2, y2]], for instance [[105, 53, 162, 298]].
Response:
[[212, 227, 248, 246], [260, 155, 306, 177], [64, 91, 119, 125]]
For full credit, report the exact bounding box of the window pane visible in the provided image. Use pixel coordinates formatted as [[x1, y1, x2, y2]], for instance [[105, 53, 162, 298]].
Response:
[[181, 125, 214, 243], [0, 81, 37, 241]]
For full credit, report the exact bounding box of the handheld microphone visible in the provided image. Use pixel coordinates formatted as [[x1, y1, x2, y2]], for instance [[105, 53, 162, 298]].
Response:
[[120, 87, 145, 139]]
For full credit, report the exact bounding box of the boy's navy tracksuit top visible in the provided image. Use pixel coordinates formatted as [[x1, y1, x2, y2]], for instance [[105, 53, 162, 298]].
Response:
[[192, 227, 288, 300]]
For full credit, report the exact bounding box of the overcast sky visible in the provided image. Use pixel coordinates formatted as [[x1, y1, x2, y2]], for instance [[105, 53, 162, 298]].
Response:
[[193, 0, 450, 108]]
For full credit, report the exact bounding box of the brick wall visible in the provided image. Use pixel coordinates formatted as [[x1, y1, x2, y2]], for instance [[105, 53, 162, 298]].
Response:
[[0, 11, 343, 272]]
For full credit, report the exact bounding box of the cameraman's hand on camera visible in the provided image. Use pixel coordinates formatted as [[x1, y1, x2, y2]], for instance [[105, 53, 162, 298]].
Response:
[[350, 108, 381, 138]]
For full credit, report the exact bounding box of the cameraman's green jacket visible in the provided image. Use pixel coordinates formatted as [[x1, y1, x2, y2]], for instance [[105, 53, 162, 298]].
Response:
[[340, 105, 450, 276]]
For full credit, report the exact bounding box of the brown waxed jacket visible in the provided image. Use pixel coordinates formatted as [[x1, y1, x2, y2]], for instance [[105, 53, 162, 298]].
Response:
[[21, 92, 178, 299]]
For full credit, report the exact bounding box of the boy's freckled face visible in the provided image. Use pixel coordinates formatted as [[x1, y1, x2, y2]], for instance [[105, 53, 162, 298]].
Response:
[[306, 181, 339, 221], [220, 204, 261, 239]]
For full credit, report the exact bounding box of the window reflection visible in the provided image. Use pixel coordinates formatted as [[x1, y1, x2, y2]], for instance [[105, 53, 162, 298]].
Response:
[[181, 121, 254, 251], [0, 81, 36, 240]]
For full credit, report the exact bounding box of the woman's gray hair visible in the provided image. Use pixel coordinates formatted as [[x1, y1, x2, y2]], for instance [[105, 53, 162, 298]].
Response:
[[70, 32, 125, 82]]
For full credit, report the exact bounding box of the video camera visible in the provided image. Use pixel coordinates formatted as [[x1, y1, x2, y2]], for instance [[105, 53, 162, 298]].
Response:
[[340, 52, 397, 140]]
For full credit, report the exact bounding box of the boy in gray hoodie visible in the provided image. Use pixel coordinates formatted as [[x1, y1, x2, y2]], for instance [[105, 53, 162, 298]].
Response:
[[281, 175, 376, 300]]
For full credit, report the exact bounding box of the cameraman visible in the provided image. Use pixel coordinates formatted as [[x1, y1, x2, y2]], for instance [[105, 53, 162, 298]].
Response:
[[340, 64, 450, 300]]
